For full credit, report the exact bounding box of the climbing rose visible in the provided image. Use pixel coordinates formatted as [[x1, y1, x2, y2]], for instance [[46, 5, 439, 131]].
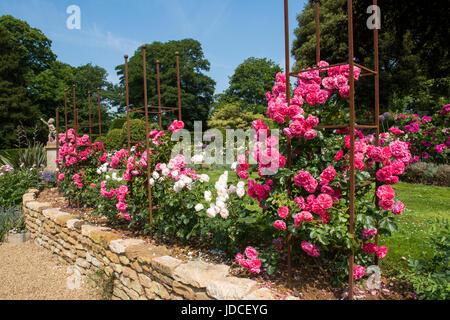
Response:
[[376, 245, 388, 259], [244, 246, 258, 260], [362, 228, 377, 240], [354, 265, 365, 280], [278, 206, 289, 219], [274, 220, 287, 231], [376, 185, 395, 200], [392, 201, 405, 215], [301, 241, 320, 257], [379, 198, 395, 210], [363, 242, 378, 254]]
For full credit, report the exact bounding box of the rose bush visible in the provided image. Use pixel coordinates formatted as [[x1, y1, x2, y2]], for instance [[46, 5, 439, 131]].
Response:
[[55, 62, 413, 286], [390, 104, 449, 164]]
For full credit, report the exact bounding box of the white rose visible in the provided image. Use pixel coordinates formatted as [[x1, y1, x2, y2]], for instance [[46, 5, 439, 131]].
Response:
[[152, 171, 160, 179], [149, 178, 155, 186], [236, 187, 245, 198], [206, 205, 216, 218], [162, 168, 170, 176], [199, 174, 210, 183], [216, 200, 226, 209], [195, 203, 204, 212], [231, 162, 237, 170], [228, 185, 237, 194], [219, 208, 229, 219], [204, 190, 212, 202], [237, 181, 245, 189], [171, 170, 179, 177]]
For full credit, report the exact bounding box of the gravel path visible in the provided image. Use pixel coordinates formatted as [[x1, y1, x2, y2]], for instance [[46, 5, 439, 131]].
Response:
[[0, 241, 101, 300]]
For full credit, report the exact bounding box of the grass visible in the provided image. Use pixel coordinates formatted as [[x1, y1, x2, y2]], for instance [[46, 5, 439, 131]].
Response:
[[381, 182, 450, 275], [199, 168, 450, 275]]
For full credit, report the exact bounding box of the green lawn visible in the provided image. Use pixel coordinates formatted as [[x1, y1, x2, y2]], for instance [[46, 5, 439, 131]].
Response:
[[200, 168, 450, 275], [381, 182, 450, 274]]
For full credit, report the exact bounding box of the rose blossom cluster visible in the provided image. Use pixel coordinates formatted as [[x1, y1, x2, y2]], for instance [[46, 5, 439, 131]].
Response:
[[251, 120, 286, 175], [235, 246, 261, 274], [301, 241, 320, 257], [100, 181, 130, 220], [56, 130, 105, 168], [168, 120, 184, 133], [73, 173, 83, 187], [149, 129, 165, 145], [247, 179, 273, 205], [202, 171, 245, 219], [236, 154, 249, 180]]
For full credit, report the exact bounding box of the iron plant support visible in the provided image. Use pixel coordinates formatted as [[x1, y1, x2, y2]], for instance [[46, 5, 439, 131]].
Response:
[[283, 0, 380, 299]]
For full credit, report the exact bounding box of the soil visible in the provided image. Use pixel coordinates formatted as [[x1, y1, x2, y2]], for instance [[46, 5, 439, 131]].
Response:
[[37, 188, 417, 300]]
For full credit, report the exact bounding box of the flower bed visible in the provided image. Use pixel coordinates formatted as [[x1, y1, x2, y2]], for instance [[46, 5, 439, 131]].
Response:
[[23, 188, 299, 300], [53, 65, 414, 293]]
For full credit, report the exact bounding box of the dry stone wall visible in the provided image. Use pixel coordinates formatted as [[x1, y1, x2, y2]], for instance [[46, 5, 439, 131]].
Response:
[[22, 189, 296, 300]]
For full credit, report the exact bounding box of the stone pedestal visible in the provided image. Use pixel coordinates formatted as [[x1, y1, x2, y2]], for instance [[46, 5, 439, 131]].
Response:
[[45, 141, 57, 172]]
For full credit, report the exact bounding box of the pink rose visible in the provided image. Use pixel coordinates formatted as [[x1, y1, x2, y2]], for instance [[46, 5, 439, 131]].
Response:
[[392, 201, 405, 215], [376, 245, 388, 259], [353, 265, 365, 280], [362, 228, 377, 239], [301, 241, 320, 257], [379, 198, 395, 210], [376, 185, 395, 200], [278, 206, 289, 219], [334, 150, 344, 161], [363, 242, 378, 254], [273, 220, 287, 231], [316, 193, 333, 210], [244, 246, 258, 260]]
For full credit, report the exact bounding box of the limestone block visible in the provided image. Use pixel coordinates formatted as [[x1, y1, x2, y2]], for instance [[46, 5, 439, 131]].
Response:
[[109, 238, 145, 254], [206, 277, 258, 300], [151, 256, 182, 277], [173, 261, 229, 288]]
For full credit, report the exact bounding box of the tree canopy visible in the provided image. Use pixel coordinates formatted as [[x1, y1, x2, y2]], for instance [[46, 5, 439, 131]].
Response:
[[115, 39, 216, 131], [220, 57, 282, 114], [0, 15, 119, 148], [0, 24, 38, 148], [292, 0, 449, 114]]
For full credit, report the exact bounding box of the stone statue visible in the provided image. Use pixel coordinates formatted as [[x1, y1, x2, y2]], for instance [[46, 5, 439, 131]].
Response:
[[40, 117, 56, 142]]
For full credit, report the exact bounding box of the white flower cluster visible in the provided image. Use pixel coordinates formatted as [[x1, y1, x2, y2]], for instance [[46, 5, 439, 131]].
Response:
[[173, 174, 193, 192], [197, 171, 246, 219], [105, 170, 123, 182], [96, 162, 109, 175]]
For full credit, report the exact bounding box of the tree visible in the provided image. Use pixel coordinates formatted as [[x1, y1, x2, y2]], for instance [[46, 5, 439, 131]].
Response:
[[220, 57, 282, 114], [115, 39, 215, 130], [207, 101, 275, 131], [0, 15, 56, 77], [291, 0, 450, 114], [0, 25, 38, 148]]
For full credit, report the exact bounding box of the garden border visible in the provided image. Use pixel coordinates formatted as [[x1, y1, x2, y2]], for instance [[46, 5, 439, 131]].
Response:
[[22, 189, 299, 300]]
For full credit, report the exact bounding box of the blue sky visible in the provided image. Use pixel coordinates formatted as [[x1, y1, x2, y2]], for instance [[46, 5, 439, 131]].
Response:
[[0, 0, 307, 94]]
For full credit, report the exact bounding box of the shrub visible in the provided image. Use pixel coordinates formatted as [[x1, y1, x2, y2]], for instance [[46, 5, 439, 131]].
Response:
[[110, 118, 127, 130], [0, 206, 25, 242], [103, 129, 124, 151], [402, 162, 450, 187], [400, 218, 450, 300], [0, 166, 41, 207], [390, 104, 449, 164], [122, 119, 146, 146], [0, 143, 46, 168]]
